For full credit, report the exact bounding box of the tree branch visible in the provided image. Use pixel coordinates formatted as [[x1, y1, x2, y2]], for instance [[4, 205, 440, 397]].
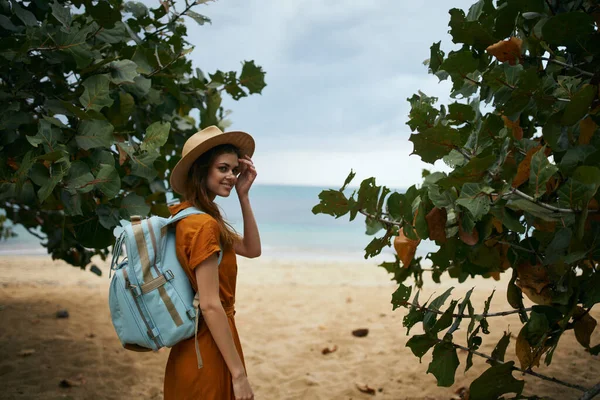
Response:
[[144, 1, 196, 41], [508, 187, 581, 213], [359, 209, 403, 227], [450, 341, 589, 392], [539, 57, 594, 78], [399, 298, 532, 319], [579, 381, 600, 400]]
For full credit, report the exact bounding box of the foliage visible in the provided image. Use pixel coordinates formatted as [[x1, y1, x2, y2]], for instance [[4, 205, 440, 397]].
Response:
[[314, 0, 600, 397], [0, 0, 266, 273]]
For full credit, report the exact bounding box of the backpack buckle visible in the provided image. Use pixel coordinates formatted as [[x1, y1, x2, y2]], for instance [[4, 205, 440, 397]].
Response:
[[127, 283, 142, 298], [164, 270, 175, 281], [186, 308, 196, 320]]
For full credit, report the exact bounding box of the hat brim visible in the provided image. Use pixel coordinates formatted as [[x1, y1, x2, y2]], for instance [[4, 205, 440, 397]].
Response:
[[170, 130, 255, 195]]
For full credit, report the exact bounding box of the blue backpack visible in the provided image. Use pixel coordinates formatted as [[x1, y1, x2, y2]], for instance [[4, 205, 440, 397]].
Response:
[[108, 207, 221, 368]]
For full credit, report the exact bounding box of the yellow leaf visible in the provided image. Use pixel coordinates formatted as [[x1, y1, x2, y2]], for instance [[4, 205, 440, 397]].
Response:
[[502, 116, 524, 140], [515, 326, 543, 369], [512, 146, 542, 188], [486, 37, 523, 65], [579, 117, 597, 145]]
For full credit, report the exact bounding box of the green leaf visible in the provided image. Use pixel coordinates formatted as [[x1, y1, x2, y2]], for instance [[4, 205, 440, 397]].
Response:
[[406, 334, 437, 361], [54, 24, 97, 68], [488, 332, 511, 366], [239, 60, 266, 95], [109, 60, 139, 84], [340, 169, 356, 191], [96, 204, 121, 229], [76, 119, 114, 150], [423, 287, 454, 332], [561, 85, 597, 126], [187, 10, 211, 25], [90, 265, 103, 276], [96, 21, 129, 44], [66, 161, 95, 193], [558, 179, 596, 209], [429, 41, 444, 73], [11, 1, 37, 26], [141, 121, 170, 152], [0, 14, 19, 32], [439, 50, 479, 91], [544, 228, 572, 265], [51, 0, 72, 29], [529, 147, 558, 199], [427, 341, 459, 387], [120, 192, 150, 219], [432, 300, 458, 335], [123, 75, 151, 97], [448, 8, 497, 50], [365, 218, 383, 235], [448, 288, 473, 335], [124, 1, 148, 18], [312, 190, 351, 218], [456, 183, 492, 221], [72, 215, 114, 248], [469, 362, 524, 400], [15, 151, 35, 192], [130, 150, 159, 180], [95, 164, 120, 199], [542, 12, 595, 47], [391, 283, 412, 310], [79, 75, 114, 111], [404, 292, 426, 335], [410, 125, 461, 164]]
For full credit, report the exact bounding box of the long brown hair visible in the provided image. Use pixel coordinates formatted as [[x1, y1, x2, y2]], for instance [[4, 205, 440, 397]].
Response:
[[183, 144, 241, 249]]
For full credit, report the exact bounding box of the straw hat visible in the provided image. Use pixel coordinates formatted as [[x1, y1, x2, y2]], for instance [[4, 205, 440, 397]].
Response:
[[169, 125, 255, 195]]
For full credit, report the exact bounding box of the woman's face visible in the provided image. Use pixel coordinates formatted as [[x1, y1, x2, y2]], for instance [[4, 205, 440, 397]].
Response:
[[205, 152, 240, 198]]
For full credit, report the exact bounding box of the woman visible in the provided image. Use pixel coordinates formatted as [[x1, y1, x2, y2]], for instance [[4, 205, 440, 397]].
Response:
[[164, 125, 261, 400]]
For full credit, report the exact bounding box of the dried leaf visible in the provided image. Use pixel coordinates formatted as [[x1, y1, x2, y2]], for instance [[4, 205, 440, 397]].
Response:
[[579, 117, 597, 145], [393, 231, 420, 267], [516, 262, 550, 294], [513, 146, 542, 188], [573, 307, 597, 349], [502, 116, 523, 140], [355, 383, 376, 395], [426, 207, 447, 243], [321, 345, 338, 355], [352, 328, 369, 337], [486, 37, 523, 65], [491, 217, 503, 233], [459, 223, 479, 245], [533, 219, 556, 232], [117, 145, 128, 166], [515, 326, 543, 369]]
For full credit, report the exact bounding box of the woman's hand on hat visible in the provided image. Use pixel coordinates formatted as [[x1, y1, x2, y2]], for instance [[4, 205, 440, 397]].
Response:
[[235, 155, 257, 197]]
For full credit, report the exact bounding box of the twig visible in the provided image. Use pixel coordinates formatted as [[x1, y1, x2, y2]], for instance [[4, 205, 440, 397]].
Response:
[[509, 187, 580, 214], [359, 209, 403, 227], [539, 57, 594, 78], [26, 227, 46, 241], [544, 0, 555, 15], [450, 341, 589, 392], [497, 240, 537, 254], [147, 50, 188, 77], [579, 382, 600, 400], [399, 299, 532, 319], [144, 1, 196, 41]]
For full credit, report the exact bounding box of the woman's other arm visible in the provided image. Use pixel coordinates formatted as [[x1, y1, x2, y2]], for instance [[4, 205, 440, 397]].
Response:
[[195, 254, 253, 399]]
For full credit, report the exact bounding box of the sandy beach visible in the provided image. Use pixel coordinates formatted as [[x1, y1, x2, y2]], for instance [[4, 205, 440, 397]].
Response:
[[0, 256, 599, 400]]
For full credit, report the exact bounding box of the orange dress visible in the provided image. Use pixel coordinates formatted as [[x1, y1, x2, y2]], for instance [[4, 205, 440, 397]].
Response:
[[163, 202, 245, 400]]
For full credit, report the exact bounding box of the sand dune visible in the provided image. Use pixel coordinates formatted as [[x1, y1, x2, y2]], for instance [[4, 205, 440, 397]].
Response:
[[0, 256, 598, 399]]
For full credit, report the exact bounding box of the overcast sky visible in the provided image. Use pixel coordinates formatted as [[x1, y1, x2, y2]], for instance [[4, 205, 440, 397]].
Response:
[[155, 0, 477, 188]]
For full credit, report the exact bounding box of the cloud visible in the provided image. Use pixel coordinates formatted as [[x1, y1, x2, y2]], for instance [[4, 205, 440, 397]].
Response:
[[144, 0, 477, 186]]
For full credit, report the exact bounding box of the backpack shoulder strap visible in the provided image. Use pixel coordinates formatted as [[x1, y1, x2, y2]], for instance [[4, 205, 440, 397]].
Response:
[[166, 206, 205, 225], [166, 206, 223, 266]]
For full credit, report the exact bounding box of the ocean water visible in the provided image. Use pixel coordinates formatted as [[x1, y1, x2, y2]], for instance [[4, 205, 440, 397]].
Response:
[[0, 184, 438, 263]]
